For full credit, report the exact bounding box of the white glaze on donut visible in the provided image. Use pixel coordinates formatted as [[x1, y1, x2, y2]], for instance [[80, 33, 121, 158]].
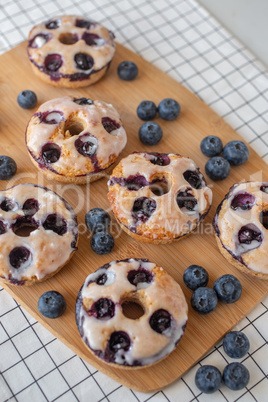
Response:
[[76, 259, 188, 366], [26, 96, 127, 178], [0, 184, 78, 285], [28, 15, 115, 79], [107, 152, 212, 240], [214, 182, 268, 274]]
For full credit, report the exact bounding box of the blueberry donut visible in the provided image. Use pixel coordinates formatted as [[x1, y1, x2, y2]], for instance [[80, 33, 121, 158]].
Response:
[[27, 15, 115, 87], [26, 96, 127, 184], [107, 152, 212, 243], [213, 182, 268, 280], [75, 258, 188, 367], [0, 184, 78, 286]]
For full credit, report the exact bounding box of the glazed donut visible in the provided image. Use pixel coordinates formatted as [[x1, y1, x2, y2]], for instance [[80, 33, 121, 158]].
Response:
[[0, 184, 78, 286], [26, 96, 127, 184], [75, 258, 188, 367], [107, 152, 212, 243], [27, 15, 115, 87], [213, 181, 268, 280]]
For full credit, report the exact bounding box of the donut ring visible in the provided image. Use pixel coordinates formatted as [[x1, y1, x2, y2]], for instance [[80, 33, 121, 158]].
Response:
[[107, 152, 212, 243], [213, 181, 268, 280], [75, 258, 188, 367], [0, 184, 78, 286], [26, 96, 127, 184], [27, 15, 115, 87]]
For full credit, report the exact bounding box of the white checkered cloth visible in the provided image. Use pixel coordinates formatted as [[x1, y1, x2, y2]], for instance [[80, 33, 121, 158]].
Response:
[[0, 1, 267, 401]]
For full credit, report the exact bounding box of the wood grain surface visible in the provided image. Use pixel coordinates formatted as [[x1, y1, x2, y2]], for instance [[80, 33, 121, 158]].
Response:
[[0, 41, 267, 392]]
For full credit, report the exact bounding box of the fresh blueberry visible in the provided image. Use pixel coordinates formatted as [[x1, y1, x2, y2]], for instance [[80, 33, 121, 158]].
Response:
[[139, 121, 163, 145], [222, 141, 249, 166], [191, 287, 218, 314], [183, 265, 209, 290], [117, 61, 138, 81], [17, 90, 37, 109], [200, 136, 223, 157], [0, 156, 17, 180], [214, 274, 242, 303], [85, 208, 111, 233], [223, 331, 250, 358], [195, 365, 222, 394], [137, 101, 157, 121], [158, 98, 180, 121], [223, 362, 250, 390], [91, 231, 114, 255], [38, 291, 66, 318], [205, 156, 231, 181]]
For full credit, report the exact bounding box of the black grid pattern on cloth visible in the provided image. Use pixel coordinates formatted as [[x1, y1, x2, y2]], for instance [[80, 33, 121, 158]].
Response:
[[0, 0, 267, 401]]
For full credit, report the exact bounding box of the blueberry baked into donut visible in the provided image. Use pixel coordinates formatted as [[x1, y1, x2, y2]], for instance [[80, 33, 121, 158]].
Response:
[[213, 182, 268, 279], [76, 258, 188, 367], [27, 15, 115, 87], [0, 184, 78, 286], [107, 152, 212, 243], [25, 96, 127, 184]]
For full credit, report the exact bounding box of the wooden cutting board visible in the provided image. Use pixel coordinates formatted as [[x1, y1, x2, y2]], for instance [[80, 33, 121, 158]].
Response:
[[0, 41, 267, 393]]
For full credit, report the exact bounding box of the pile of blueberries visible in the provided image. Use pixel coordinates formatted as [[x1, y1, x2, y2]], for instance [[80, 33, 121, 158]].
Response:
[[200, 135, 249, 181], [183, 264, 242, 313], [183, 265, 250, 393], [195, 331, 250, 393], [85, 208, 114, 255]]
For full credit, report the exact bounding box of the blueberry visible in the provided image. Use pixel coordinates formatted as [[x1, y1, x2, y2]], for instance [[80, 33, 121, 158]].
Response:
[[238, 224, 263, 245], [139, 121, 163, 145], [195, 365, 222, 394], [223, 141, 249, 166], [45, 19, 60, 29], [176, 190, 198, 212], [74, 53, 93, 70], [0, 156, 17, 180], [85, 208, 111, 233], [9, 247, 32, 269], [183, 265, 209, 290], [38, 291, 66, 319], [191, 287, 218, 314], [74, 97, 94, 105], [231, 193, 255, 211], [223, 362, 249, 390], [223, 331, 250, 358], [149, 309, 172, 334], [205, 156, 231, 181], [200, 136, 223, 157], [91, 232, 114, 255], [44, 54, 63, 72], [42, 213, 67, 236], [214, 274, 242, 303], [158, 98, 180, 121], [128, 268, 153, 286], [137, 101, 157, 121], [108, 331, 131, 353], [42, 143, 61, 164], [132, 197, 157, 223], [117, 61, 138, 81], [17, 90, 37, 109], [89, 298, 115, 319], [102, 117, 120, 133]]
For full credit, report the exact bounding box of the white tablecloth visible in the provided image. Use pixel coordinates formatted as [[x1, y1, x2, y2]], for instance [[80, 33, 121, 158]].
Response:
[[0, 1, 267, 401]]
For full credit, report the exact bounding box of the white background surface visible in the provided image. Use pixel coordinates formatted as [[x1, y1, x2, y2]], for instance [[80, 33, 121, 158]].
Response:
[[0, 0, 267, 401], [197, 0, 268, 67]]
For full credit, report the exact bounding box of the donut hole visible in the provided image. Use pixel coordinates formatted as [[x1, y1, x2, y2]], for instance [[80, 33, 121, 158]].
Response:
[[150, 174, 172, 196], [259, 211, 268, 229], [122, 298, 145, 320], [12, 217, 39, 237], [58, 32, 78, 45], [64, 116, 86, 137]]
